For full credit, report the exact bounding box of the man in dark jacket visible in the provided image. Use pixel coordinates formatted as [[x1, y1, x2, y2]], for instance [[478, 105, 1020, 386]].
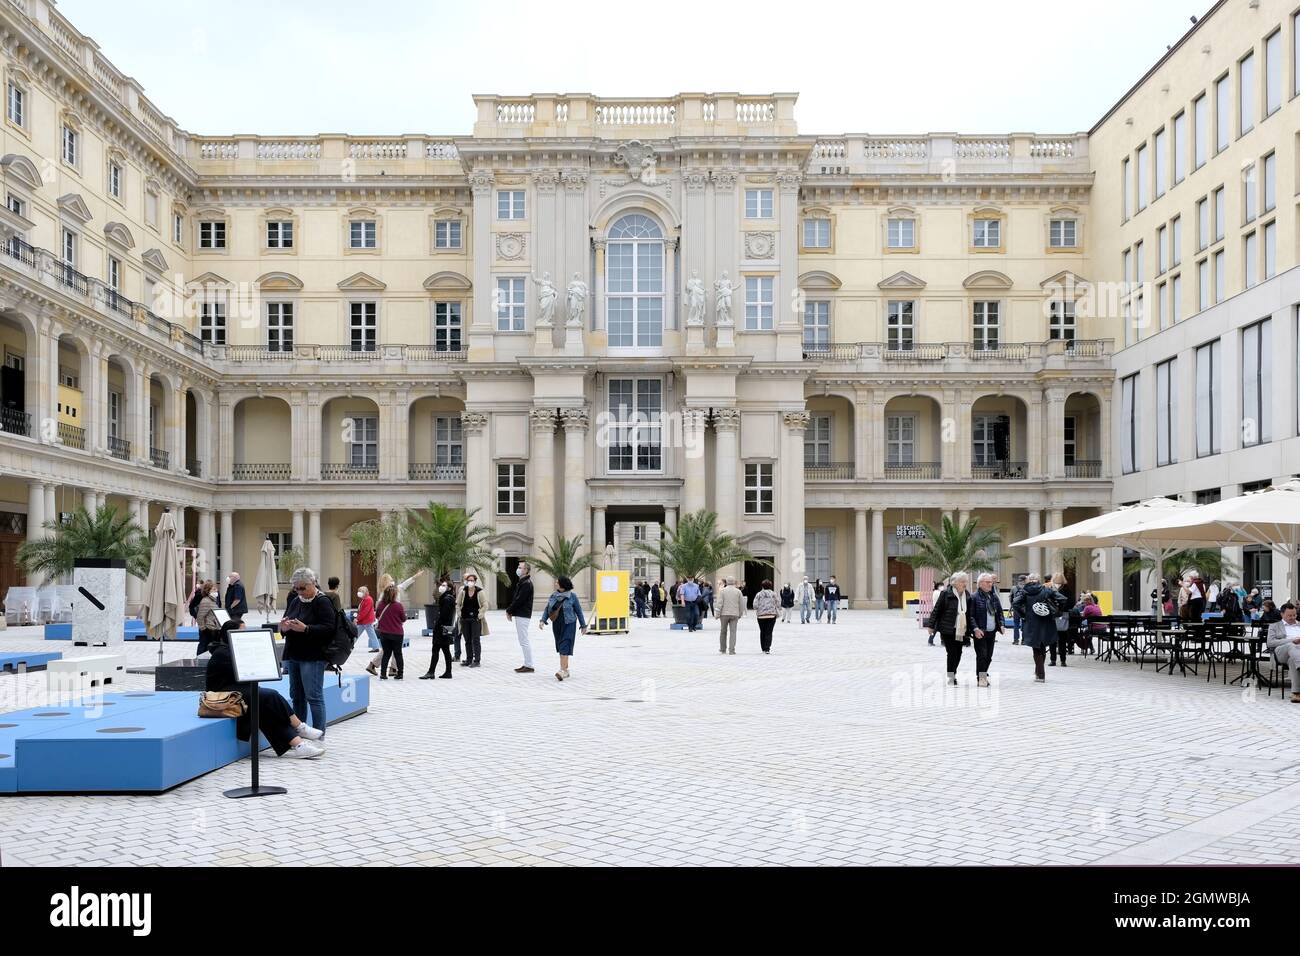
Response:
[[506, 561, 536, 673], [1012, 574, 1070, 683], [278, 567, 337, 735], [1010, 574, 1027, 644], [224, 572, 248, 616], [970, 573, 1005, 687]]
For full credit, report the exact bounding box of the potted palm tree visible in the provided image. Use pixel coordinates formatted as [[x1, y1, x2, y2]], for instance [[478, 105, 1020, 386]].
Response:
[[391, 503, 502, 631], [526, 535, 599, 585], [17, 503, 151, 582], [630, 510, 762, 625], [1123, 548, 1239, 609], [900, 515, 1002, 584]]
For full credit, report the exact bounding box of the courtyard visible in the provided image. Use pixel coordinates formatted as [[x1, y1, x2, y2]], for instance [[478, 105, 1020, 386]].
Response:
[[2, 608, 1297, 867]]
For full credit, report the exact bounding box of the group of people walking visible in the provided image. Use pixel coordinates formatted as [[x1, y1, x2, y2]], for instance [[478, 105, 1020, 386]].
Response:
[[793, 576, 843, 624]]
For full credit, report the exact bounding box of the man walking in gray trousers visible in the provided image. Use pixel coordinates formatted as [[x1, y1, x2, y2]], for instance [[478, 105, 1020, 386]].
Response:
[[716, 577, 745, 655]]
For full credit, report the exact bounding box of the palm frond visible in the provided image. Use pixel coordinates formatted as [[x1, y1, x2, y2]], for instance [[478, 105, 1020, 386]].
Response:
[[397, 502, 505, 583], [899, 515, 1002, 582], [526, 535, 600, 580], [630, 510, 766, 579], [1122, 548, 1240, 584], [16, 504, 151, 580]]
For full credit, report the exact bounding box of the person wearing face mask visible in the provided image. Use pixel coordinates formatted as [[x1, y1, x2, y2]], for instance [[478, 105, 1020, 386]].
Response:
[[824, 576, 842, 623], [421, 575, 457, 679], [223, 571, 248, 617], [456, 571, 490, 667], [195, 579, 223, 656], [365, 570, 426, 676], [355, 584, 377, 653], [795, 576, 815, 623]]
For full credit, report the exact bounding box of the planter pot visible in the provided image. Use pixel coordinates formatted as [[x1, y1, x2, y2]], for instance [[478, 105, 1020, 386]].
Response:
[[671, 605, 693, 625], [423, 603, 438, 632]]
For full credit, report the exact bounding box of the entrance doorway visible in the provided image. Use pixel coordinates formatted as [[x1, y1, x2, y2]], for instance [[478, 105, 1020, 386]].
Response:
[[1243, 546, 1272, 599], [349, 550, 376, 607], [497, 555, 520, 608], [887, 558, 914, 609], [743, 558, 772, 609]]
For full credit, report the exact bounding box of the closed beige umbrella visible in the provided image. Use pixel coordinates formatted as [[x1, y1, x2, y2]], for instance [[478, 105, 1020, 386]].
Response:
[[253, 538, 278, 615], [144, 510, 184, 642]]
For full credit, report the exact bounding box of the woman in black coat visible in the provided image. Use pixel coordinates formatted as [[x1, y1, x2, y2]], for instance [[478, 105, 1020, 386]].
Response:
[[926, 571, 977, 685], [1013, 574, 1071, 683]]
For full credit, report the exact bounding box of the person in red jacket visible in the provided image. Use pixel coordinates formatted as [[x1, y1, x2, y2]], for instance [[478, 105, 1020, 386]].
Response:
[[374, 584, 407, 680], [355, 585, 376, 645]]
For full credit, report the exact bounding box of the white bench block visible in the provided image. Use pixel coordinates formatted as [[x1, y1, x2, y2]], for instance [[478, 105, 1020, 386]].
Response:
[[47, 654, 127, 693]]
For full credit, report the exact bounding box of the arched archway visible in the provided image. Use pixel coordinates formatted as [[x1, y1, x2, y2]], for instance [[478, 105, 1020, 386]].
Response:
[[408, 394, 466, 481], [321, 395, 380, 478], [232, 396, 291, 480], [104, 353, 136, 460], [1064, 391, 1104, 478], [969, 394, 1029, 479], [55, 332, 90, 450], [883, 394, 941, 479], [0, 309, 37, 437]]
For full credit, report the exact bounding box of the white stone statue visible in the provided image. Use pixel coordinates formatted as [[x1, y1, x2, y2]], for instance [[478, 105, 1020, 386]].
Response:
[[566, 272, 588, 327], [714, 271, 736, 327], [685, 271, 706, 327], [532, 272, 557, 327]]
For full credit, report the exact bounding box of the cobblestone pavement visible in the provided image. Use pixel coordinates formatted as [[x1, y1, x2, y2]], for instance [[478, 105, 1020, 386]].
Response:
[[2, 610, 1298, 866]]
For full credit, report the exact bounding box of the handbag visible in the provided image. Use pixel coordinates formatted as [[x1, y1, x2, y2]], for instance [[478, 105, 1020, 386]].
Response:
[[1054, 612, 1071, 632], [198, 690, 245, 718]]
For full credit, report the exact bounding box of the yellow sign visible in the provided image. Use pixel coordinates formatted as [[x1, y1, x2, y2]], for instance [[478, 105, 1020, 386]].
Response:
[[902, 590, 920, 606], [589, 570, 630, 634], [1093, 590, 1114, 615]]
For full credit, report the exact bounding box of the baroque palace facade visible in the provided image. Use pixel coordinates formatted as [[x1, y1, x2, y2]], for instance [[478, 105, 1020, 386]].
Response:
[[0, 0, 1288, 609]]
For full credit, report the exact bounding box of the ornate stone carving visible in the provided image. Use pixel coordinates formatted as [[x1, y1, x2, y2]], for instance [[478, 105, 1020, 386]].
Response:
[[559, 406, 590, 432], [684, 170, 709, 191], [744, 231, 776, 259], [712, 407, 742, 431], [713, 272, 736, 327], [566, 272, 588, 328], [682, 407, 708, 431], [529, 408, 558, 432], [468, 170, 494, 195], [561, 168, 588, 191], [684, 271, 706, 327], [461, 411, 488, 434], [533, 169, 559, 192], [783, 411, 811, 432], [531, 271, 557, 326], [711, 168, 737, 190], [776, 170, 803, 192], [496, 233, 527, 260], [612, 141, 658, 183]]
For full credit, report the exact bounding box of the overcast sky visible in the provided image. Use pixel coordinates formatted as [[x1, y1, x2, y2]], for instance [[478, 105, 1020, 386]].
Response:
[[60, 0, 1207, 136]]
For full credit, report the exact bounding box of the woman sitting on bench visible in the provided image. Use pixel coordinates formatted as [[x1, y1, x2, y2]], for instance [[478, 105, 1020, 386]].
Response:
[[204, 624, 327, 760]]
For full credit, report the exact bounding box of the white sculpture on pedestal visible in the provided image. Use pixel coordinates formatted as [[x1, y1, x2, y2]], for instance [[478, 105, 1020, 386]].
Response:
[[685, 271, 706, 327], [532, 272, 557, 327], [714, 272, 736, 327], [566, 272, 588, 328]]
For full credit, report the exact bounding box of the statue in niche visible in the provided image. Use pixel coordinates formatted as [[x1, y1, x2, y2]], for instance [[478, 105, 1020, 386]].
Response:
[[714, 271, 736, 326], [685, 271, 706, 327], [532, 271, 557, 326], [566, 272, 588, 327]]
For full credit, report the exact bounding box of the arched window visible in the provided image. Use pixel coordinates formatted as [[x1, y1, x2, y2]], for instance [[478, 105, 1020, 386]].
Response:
[[606, 213, 663, 349]]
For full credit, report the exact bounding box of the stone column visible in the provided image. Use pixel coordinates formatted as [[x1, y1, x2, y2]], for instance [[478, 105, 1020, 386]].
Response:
[[218, 393, 235, 479], [940, 388, 960, 479], [197, 509, 214, 581], [391, 391, 410, 481], [291, 510, 305, 559], [461, 411, 489, 520], [871, 508, 886, 607], [783, 411, 809, 586], [86, 341, 105, 453], [170, 377, 185, 473], [529, 408, 557, 593], [1026, 509, 1042, 578], [663, 506, 678, 588], [172, 505, 186, 546], [854, 508, 868, 609], [25, 480, 45, 586], [681, 407, 708, 517], [774, 170, 803, 361], [1045, 508, 1065, 577], [44, 483, 55, 530], [590, 504, 606, 597], [561, 407, 589, 546], [713, 407, 741, 577], [129, 496, 148, 603], [468, 169, 496, 359], [1026, 386, 1044, 479], [1045, 387, 1067, 478], [308, 509, 321, 575], [958, 508, 971, 528], [219, 510, 234, 586]]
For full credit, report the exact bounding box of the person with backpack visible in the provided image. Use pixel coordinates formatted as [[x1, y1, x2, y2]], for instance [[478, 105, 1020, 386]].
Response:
[[1013, 573, 1071, 683], [374, 584, 406, 680], [456, 571, 489, 667], [926, 572, 977, 685], [1010, 574, 1027, 644], [278, 567, 337, 736]]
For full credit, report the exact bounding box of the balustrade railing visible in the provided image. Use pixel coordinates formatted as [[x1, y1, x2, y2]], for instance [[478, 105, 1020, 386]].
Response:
[[321, 463, 380, 480], [231, 462, 291, 481], [1064, 460, 1103, 479], [408, 462, 467, 481], [971, 460, 1028, 479], [883, 462, 941, 480], [0, 407, 31, 437], [108, 436, 130, 460], [804, 462, 855, 480], [149, 447, 169, 469], [56, 422, 85, 450]]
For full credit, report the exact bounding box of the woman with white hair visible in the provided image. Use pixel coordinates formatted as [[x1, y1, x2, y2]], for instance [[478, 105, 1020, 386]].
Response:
[[278, 567, 337, 735], [969, 572, 1005, 687], [926, 571, 976, 685]]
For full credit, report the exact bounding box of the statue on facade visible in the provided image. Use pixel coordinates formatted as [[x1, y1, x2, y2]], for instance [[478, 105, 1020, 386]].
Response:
[[714, 271, 736, 326], [685, 270, 706, 327], [532, 271, 557, 327], [566, 272, 588, 327]]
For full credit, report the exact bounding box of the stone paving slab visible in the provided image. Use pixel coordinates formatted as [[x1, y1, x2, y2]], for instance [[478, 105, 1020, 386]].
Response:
[[1, 610, 1298, 866]]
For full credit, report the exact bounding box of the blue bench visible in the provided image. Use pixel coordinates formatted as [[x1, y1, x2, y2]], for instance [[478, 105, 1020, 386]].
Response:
[[0, 674, 369, 794], [0, 651, 62, 672], [44, 620, 160, 642]]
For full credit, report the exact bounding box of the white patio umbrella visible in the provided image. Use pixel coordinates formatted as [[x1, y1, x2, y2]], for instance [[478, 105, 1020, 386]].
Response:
[[144, 510, 185, 660], [1011, 497, 1213, 619], [253, 538, 278, 617], [1098, 479, 1300, 602]]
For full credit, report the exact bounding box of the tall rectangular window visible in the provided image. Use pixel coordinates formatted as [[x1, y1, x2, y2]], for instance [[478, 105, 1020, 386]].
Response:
[[1158, 281, 1169, 329], [1171, 215, 1182, 265], [1264, 220, 1276, 279], [1193, 94, 1208, 169], [606, 378, 663, 473], [1238, 52, 1255, 136], [1156, 358, 1176, 466], [803, 300, 829, 350], [744, 189, 774, 219], [1263, 152, 1276, 212], [1197, 197, 1209, 250], [267, 302, 294, 352], [802, 218, 830, 248], [495, 277, 526, 332], [1213, 186, 1225, 241], [887, 218, 915, 248], [108, 161, 122, 199], [200, 301, 226, 345], [1153, 128, 1168, 198], [744, 463, 774, 515], [1172, 274, 1182, 323], [108, 390, 121, 439], [804, 415, 832, 466], [1122, 158, 1132, 219], [887, 300, 914, 351], [434, 301, 461, 351], [1265, 29, 1282, 116], [1157, 225, 1168, 273], [496, 191, 525, 220], [1120, 374, 1139, 474], [1136, 144, 1150, 210], [744, 276, 774, 330], [1063, 416, 1076, 466], [348, 219, 376, 248], [1244, 231, 1258, 288], [348, 416, 378, 468], [61, 125, 77, 166], [1134, 240, 1144, 282], [1243, 163, 1257, 223], [173, 212, 183, 245], [886, 415, 915, 465], [972, 301, 1000, 350], [1048, 300, 1075, 340], [1213, 249, 1225, 303], [349, 301, 377, 351], [266, 220, 294, 249], [1198, 258, 1210, 311], [1215, 74, 1230, 152], [1241, 319, 1272, 445], [6, 82, 23, 126], [1196, 340, 1216, 455], [971, 414, 1000, 467], [1172, 111, 1187, 184], [434, 416, 463, 470]]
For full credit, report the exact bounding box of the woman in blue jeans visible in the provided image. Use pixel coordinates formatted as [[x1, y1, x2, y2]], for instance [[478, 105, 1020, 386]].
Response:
[[278, 567, 337, 736], [540, 575, 587, 681]]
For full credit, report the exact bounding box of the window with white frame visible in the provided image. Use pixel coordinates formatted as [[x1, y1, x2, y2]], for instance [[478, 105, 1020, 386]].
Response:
[[804, 414, 831, 466], [1265, 29, 1282, 117], [803, 300, 829, 350], [744, 463, 774, 515], [107, 390, 121, 439], [805, 529, 833, 582], [887, 217, 915, 249], [149, 403, 158, 450], [173, 212, 184, 245], [1198, 258, 1210, 311], [633, 556, 648, 580], [348, 416, 378, 468], [1213, 249, 1225, 303], [434, 218, 461, 249], [496, 463, 526, 515], [744, 188, 773, 218], [61, 124, 77, 166], [60, 228, 75, 266], [972, 301, 1000, 351], [1243, 163, 1257, 223], [1244, 231, 1258, 288], [1158, 281, 1168, 329], [606, 214, 663, 347], [1153, 128, 1167, 198], [1263, 152, 1276, 213], [972, 218, 1001, 247], [606, 378, 662, 472], [744, 276, 774, 331], [1048, 299, 1075, 341], [199, 220, 226, 249], [496, 277, 526, 332], [1120, 373, 1139, 474], [1063, 416, 1076, 467], [107, 256, 120, 291], [1197, 197, 1209, 250], [1196, 339, 1221, 456], [886, 414, 915, 465], [1171, 215, 1182, 265], [267, 302, 294, 352], [1213, 186, 1225, 241], [6, 81, 23, 127], [267, 220, 294, 249], [200, 300, 226, 345], [496, 190, 525, 220], [1049, 218, 1076, 248], [1123, 248, 1132, 284], [972, 414, 1001, 466], [1156, 358, 1176, 466], [434, 416, 463, 472], [349, 219, 377, 249], [802, 217, 830, 248], [1193, 94, 1208, 169], [1241, 318, 1271, 446], [633, 525, 646, 542], [108, 160, 122, 200], [1173, 111, 1187, 184], [1157, 225, 1168, 273], [1264, 221, 1276, 279], [434, 301, 461, 352], [349, 302, 377, 351], [887, 300, 914, 351], [1239, 51, 1255, 136], [1215, 74, 1230, 152]]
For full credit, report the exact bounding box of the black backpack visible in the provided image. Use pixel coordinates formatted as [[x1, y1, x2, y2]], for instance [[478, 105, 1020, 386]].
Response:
[[323, 608, 359, 682]]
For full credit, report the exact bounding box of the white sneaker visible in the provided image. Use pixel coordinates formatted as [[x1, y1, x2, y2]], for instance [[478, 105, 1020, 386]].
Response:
[[284, 741, 324, 759], [295, 723, 324, 741]]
